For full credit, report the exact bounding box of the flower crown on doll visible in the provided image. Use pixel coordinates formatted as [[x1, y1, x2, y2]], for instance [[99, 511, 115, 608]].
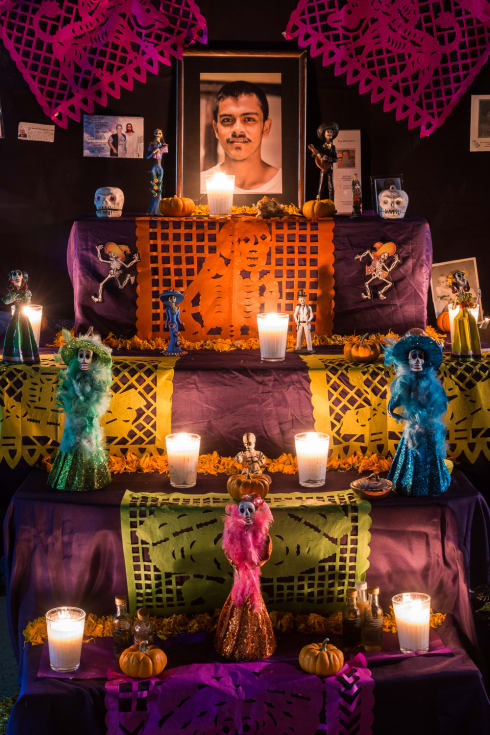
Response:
[[240, 493, 264, 510]]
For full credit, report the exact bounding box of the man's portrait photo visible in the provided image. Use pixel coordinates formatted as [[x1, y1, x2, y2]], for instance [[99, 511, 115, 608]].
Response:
[[199, 74, 282, 194]]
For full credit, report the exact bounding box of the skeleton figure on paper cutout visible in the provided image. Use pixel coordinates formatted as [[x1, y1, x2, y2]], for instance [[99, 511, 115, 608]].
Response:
[[234, 433, 268, 476], [91, 242, 140, 303], [355, 241, 400, 300], [179, 219, 279, 339]]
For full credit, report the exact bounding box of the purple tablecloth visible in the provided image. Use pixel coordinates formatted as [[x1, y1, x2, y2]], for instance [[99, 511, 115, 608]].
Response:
[[6, 623, 489, 735], [4, 469, 488, 667]]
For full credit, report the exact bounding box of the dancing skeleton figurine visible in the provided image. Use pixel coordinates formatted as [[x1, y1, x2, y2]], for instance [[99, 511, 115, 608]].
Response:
[[91, 243, 140, 303], [355, 242, 400, 300]]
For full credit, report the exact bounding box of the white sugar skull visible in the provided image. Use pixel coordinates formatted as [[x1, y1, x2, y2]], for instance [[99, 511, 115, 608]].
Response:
[[238, 499, 255, 525], [378, 185, 409, 219], [78, 348, 93, 371], [94, 187, 124, 218], [408, 348, 424, 372]]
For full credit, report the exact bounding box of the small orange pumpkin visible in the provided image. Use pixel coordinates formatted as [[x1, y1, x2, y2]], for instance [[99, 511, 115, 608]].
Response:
[[299, 638, 344, 676], [119, 643, 167, 678], [436, 310, 450, 333], [159, 196, 195, 217], [302, 199, 336, 220], [343, 337, 360, 360], [227, 473, 271, 501], [350, 334, 380, 363]]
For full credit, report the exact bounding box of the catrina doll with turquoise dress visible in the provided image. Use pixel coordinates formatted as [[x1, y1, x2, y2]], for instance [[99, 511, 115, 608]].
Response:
[[2, 269, 39, 364], [48, 329, 112, 491]]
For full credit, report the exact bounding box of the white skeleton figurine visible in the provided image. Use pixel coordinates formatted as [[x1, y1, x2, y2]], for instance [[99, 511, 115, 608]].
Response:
[[355, 242, 400, 300], [234, 433, 267, 476], [294, 289, 314, 353], [91, 243, 140, 303]]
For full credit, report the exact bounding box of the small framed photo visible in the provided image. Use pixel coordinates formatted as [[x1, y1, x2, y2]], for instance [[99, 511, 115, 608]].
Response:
[[470, 95, 490, 152], [370, 175, 404, 215], [431, 257, 481, 319], [177, 50, 307, 206], [83, 115, 144, 158]]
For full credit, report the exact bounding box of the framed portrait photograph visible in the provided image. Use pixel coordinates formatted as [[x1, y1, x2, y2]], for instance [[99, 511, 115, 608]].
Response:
[[431, 257, 482, 319], [370, 175, 404, 215], [177, 50, 306, 206], [470, 95, 490, 152], [83, 115, 144, 158]]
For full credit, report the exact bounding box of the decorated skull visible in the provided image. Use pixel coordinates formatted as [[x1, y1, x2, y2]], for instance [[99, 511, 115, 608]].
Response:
[[238, 499, 256, 525], [408, 348, 424, 372], [94, 187, 124, 218], [378, 185, 409, 219], [78, 348, 93, 371]]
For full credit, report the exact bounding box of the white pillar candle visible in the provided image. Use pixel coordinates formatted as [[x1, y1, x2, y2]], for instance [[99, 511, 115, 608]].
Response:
[[295, 432, 330, 487], [46, 606, 86, 672], [392, 592, 430, 653], [206, 173, 235, 216], [257, 313, 289, 362], [166, 432, 201, 488], [11, 304, 43, 346]]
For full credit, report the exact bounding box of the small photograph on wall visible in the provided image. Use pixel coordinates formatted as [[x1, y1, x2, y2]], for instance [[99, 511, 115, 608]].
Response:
[[333, 130, 361, 214], [431, 257, 481, 318], [371, 175, 404, 215], [83, 115, 144, 158], [470, 95, 490, 151]]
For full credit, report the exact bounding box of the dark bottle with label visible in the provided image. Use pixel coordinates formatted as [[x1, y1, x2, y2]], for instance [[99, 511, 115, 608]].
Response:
[[342, 588, 362, 649], [112, 596, 132, 657], [134, 607, 154, 647], [362, 586, 383, 652]]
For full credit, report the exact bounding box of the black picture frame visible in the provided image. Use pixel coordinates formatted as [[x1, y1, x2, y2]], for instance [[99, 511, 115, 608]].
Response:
[[177, 50, 306, 207], [370, 175, 404, 215]]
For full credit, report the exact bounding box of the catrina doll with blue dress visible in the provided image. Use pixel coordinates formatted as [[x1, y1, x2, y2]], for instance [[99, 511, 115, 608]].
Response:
[[2, 269, 39, 364], [48, 329, 112, 491]]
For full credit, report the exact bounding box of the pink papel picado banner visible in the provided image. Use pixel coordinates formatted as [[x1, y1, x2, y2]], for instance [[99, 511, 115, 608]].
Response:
[[0, 0, 207, 128], [284, 0, 490, 137]]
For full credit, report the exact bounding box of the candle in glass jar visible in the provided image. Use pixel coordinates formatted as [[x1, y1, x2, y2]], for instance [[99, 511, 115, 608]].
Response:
[[206, 173, 235, 216], [257, 313, 289, 362], [295, 432, 330, 487], [166, 432, 201, 488], [46, 607, 86, 672], [392, 592, 430, 653]]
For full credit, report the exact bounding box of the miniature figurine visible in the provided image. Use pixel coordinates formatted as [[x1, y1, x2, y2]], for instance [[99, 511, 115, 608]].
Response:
[[215, 494, 276, 660], [447, 271, 481, 358], [91, 242, 140, 303], [146, 128, 168, 215], [234, 432, 268, 476], [384, 332, 451, 496], [355, 241, 400, 300], [255, 196, 287, 219], [2, 269, 39, 365], [94, 187, 124, 218], [352, 173, 362, 217], [294, 288, 314, 353], [308, 121, 339, 201], [48, 329, 112, 491], [378, 184, 409, 219], [160, 289, 185, 355]]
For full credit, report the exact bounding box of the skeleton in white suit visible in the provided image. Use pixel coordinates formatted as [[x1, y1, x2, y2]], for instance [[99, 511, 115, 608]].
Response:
[[294, 289, 314, 353]]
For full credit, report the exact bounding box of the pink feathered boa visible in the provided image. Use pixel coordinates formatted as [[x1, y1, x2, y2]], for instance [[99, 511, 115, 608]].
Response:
[[222, 502, 273, 612]]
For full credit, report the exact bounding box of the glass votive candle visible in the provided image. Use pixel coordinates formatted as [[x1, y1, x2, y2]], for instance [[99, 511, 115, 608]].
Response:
[[165, 432, 201, 488], [257, 313, 289, 362], [206, 173, 235, 216], [392, 592, 430, 653], [12, 303, 43, 346], [46, 606, 86, 672], [295, 431, 330, 487]]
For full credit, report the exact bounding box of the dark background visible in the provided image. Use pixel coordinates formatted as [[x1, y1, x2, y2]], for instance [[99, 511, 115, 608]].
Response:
[[0, 0, 488, 326]]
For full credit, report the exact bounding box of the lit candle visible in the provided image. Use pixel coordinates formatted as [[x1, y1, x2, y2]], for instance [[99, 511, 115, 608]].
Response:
[[206, 173, 235, 216], [166, 432, 201, 488], [295, 432, 330, 487], [11, 304, 43, 346], [257, 313, 289, 362], [448, 304, 480, 356], [46, 607, 86, 672], [392, 592, 430, 653]]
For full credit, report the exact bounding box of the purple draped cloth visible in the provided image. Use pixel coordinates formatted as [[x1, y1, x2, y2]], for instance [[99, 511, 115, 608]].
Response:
[[285, 1, 490, 137], [0, 1, 207, 128]]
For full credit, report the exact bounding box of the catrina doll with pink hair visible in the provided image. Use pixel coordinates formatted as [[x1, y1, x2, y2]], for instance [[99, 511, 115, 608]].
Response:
[[215, 494, 276, 661]]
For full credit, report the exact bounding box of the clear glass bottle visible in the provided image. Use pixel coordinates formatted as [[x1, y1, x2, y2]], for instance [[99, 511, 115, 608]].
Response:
[[342, 588, 362, 649], [362, 586, 383, 652], [356, 581, 369, 621], [112, 596, 132, 657], [133, 607, 154, 647]]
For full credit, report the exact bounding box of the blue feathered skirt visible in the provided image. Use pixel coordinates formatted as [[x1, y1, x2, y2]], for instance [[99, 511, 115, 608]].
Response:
[[388, 429, 451, 496], [48, 447, 111, 491]]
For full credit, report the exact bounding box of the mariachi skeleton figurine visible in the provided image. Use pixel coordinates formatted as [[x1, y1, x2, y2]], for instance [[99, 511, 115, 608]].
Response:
[[308, 121, 339, 201], [294, 288, 314, 353], [235, 433, 268, 476], [91, 242, 140, 303], [355, 241, 400, 300], [160, 289, 184, 355]]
